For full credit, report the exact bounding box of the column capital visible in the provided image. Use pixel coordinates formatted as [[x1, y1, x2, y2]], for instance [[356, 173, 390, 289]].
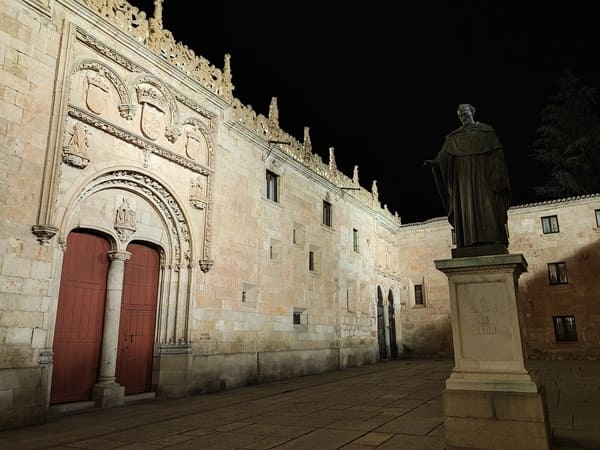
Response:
[[108, 250, 131, 262]]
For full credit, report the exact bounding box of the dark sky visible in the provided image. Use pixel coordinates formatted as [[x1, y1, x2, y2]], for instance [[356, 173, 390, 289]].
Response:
[[128, 1, 599, 224]]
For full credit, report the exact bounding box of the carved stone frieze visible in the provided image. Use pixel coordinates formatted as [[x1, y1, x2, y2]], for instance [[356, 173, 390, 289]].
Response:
[[67, 106, 210, 175], [76, 28, 145, 74]]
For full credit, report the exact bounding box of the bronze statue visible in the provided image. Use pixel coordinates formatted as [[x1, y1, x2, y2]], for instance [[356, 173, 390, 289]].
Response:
[[424, 104, 511, 257]]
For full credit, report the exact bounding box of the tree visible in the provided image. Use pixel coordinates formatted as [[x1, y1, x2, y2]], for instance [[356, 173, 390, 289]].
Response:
[[531, 69, 600, 198]]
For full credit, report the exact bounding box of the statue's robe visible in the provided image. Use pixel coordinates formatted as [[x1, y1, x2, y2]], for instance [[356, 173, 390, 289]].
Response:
[[430, 122, 511, 248]]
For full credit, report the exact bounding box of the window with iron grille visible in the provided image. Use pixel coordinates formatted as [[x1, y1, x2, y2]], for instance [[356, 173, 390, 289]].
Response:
[[414, 284, 424, 306]]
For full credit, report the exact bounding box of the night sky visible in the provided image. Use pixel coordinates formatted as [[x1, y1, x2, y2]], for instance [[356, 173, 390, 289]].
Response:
[[128, 1, 600, 224]]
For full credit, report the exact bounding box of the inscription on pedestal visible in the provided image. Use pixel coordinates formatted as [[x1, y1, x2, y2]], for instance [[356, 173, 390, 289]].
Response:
[[457, 282, 513, 361]]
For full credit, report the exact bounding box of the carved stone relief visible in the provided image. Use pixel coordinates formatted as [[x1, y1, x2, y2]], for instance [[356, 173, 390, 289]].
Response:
[[85, 72, 109, 114], [137, 85, 167, 141], [190, 176, 207, 210], [113, 195, 137, 242], [62, 121, 90, 168], [185, 130, 207, 162]]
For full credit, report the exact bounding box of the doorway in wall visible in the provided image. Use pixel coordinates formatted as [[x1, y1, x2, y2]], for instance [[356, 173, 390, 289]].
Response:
[[51, 231, 110, 403], [377, 286, 387, 359], [115, 242, 160, 394]]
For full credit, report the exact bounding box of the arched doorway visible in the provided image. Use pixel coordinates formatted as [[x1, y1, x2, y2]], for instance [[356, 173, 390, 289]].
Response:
[[51, 230, 110, 403], [377, 286, 387, 359], [388, 290, 398, 358], [115, 242, 160, 394]]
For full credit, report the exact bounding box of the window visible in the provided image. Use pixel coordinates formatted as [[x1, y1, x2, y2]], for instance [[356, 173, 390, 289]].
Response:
[[553, 315, 577, 342], [414, 284, 424, 306], [266, 170, 278, 202], [548, 262, 568, 285], [308, 245, 321, 273], [292, 223, 305, 246], [293, 310, 302, 324], [353, 228, 359, 253], [541, 215, 559, 234], [595, 209, 600, 227], [269, 239, 281, 261], [451, 228, 456, 246], [293, 307, 306, 328], [322, 200, 332, 227]]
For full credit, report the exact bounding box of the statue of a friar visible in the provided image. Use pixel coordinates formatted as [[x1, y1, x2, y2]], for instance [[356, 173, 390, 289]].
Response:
[[424, 104, 511, 257]]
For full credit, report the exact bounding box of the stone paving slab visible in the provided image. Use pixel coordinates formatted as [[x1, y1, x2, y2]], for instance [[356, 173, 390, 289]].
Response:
[[0, 359, 599, 449]]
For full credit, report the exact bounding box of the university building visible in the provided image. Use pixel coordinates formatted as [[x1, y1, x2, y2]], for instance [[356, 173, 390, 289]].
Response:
[[1, 0, 599, 429]]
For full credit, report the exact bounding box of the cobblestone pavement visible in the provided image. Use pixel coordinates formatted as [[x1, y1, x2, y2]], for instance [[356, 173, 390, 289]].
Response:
[[1, 359, 598, 449]]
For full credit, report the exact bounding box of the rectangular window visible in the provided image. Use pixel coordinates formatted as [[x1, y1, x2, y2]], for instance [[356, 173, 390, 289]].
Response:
[[451, 228, 456, 246], [322, 200, 332, 227], [541, 215, 559, 234], [548, 262, 568, 285], [353, 228, 359, 253], [309, 250, 315, 271], [553, 315, 577, 342], [414, 284, 424, 306], [595, 209, 600, 227], [293, 307, 306, 328], [266, 170, 278, 202]]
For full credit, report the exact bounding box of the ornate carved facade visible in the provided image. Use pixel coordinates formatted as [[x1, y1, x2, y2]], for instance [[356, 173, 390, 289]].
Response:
[[1, 0, 599, 431]]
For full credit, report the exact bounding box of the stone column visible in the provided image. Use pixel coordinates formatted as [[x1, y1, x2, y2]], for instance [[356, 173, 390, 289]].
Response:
[[435, 254, 550, 450], [92, 250, 130, 408]]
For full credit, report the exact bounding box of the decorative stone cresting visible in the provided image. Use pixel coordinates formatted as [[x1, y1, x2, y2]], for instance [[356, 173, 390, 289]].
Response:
[[78, 0, 398, 222]]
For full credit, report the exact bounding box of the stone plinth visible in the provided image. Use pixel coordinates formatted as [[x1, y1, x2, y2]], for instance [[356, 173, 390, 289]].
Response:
[[435, 253, 550, 450]]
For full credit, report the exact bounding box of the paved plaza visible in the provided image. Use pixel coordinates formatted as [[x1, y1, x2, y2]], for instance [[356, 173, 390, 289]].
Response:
[[1, 359, 599, 449]]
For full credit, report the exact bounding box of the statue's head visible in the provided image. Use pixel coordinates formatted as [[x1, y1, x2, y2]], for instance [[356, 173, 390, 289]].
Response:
[[457, 104, 476, 126]]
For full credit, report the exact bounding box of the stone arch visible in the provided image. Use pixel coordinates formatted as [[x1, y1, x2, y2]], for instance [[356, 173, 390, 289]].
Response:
[[130, 74, 180, 142], [58, 168, 193, 267], [71, 59, 133, 119], [55, 168, 196, 346], [181, 117, 214, 168]]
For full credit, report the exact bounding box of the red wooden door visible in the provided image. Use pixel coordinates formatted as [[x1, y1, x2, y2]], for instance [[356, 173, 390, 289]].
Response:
[[51, 231, 110, 404], [116, 243, 159, 394]]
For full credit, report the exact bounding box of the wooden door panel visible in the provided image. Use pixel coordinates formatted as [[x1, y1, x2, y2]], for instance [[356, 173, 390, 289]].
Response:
[[116, 243, 159, 395], [51, 232, 109, 404]]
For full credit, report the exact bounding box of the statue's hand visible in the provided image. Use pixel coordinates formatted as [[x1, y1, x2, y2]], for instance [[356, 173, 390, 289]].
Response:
[[423, 159, 435, 167]]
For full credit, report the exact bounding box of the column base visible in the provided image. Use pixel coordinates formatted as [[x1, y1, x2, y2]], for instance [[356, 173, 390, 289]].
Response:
[[92, 382, 125, 408], [446, 369, 539, 393], [443, 388, 550, 450]]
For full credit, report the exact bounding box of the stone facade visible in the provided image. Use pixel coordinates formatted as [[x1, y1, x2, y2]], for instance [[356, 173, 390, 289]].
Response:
[[1, 0, 599, 431]]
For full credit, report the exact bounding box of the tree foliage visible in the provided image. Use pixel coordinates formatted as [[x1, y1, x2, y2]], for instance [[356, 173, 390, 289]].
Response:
[[531, 69, 600, 198]]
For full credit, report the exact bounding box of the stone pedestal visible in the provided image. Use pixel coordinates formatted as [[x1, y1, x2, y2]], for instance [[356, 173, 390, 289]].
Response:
[[435, 254, 550, 450], [92, 382, 125, 408]]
